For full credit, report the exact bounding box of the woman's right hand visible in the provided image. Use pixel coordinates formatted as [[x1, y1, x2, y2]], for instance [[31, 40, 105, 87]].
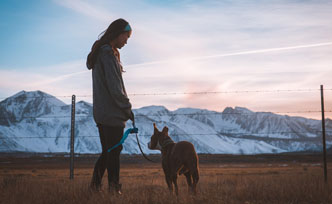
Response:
[[130, 111, 135, 123]]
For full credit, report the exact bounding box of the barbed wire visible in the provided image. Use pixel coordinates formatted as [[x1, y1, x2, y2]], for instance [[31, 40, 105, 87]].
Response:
[[1, 136, 71, 139], [1, 89, 331, 153], [128, 89, 321, 96], [0, 95, 74, 100], [133, 111, 331, 116], [1, 88, 332, 100], [78, 88, 332, 97], [4, 131, 332, 139], [0, 116, 74, 119], [1, 110, 332, 120], [1, 110, 328, 120]]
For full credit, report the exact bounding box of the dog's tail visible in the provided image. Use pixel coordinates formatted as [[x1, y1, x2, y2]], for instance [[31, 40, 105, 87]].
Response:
[[189, 157, 199, 184], [192, 167, 199, 184]]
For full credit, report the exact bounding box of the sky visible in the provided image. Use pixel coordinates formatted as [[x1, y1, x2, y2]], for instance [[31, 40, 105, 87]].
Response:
[[0, 0, 332, 119]]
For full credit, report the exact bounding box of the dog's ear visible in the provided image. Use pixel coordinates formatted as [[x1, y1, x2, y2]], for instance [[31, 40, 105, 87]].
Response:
[[162, 126, 169, 134], [153, 123, 159, 132]]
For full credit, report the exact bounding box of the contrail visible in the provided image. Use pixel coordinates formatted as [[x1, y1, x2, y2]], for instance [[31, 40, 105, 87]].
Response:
[[126, 42, 332, 68], [29, 70, 89, 87], [42, 41, 332, 85]]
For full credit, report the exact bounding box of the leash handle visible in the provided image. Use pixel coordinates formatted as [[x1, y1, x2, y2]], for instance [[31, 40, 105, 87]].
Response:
[[106, 121, 155, 163], [107, 126, 137, 152], [107, 128, 133, 152]]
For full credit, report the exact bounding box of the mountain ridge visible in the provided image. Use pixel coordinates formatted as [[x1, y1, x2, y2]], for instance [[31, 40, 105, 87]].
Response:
[[0, 90, 331, 154]]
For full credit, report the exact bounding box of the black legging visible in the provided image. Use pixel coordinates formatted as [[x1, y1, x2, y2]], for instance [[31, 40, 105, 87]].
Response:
[[91, 124, 124, 187]]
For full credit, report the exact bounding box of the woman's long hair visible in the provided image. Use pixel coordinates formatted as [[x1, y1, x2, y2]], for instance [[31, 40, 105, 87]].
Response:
[[86, 18, 129, 70]]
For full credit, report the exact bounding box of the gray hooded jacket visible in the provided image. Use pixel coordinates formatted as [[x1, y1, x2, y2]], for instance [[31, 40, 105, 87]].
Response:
[[92, 44, 132, 127]]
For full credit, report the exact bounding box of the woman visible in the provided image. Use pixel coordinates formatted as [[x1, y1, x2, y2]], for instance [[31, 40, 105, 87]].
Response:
[[86, 18, 134, 194]]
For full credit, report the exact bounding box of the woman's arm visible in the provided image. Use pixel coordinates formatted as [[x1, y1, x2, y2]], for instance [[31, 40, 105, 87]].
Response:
[[99, 50, 132, 119]]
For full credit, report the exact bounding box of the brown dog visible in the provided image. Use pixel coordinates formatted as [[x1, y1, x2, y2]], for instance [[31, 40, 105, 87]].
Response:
[[148, 123, 199, 195]]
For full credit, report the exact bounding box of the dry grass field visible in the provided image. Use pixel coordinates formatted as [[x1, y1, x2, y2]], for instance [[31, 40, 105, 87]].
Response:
[[0, 153, 332, 204]]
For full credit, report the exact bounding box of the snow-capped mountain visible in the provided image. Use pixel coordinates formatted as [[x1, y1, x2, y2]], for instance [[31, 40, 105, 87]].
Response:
[[0, 90, 331, 154]]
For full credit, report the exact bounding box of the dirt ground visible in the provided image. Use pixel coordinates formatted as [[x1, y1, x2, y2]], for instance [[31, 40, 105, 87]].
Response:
[[1, 153, 332, 204]]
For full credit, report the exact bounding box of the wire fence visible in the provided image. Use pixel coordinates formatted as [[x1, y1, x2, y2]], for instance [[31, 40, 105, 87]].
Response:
[[1, 87, 331, 180], [5, 131, 332, 139], [1, 88, 331, 141], [1, 110, 332, 120], [1, 88, 332, 100]]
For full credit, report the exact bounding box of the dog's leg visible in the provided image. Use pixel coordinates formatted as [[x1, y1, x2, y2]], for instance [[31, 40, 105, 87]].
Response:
[[165, 175, 173, 194], [191, 169, 199, 195], [184, 172, 193, 193], [171, 174, 179, 196]]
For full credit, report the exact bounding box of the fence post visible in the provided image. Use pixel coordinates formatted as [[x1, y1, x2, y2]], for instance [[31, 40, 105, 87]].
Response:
[[70, 95, 76, 180], [320, 85, 327, 183]]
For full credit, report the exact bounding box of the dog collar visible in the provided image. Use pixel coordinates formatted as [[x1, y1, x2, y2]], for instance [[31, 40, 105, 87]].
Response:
[[161, 138, 175, 149]]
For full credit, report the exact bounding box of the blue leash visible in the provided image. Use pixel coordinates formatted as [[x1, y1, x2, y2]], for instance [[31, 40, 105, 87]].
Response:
[[107, 125, 138, 152], [106, 122, 156, 162]]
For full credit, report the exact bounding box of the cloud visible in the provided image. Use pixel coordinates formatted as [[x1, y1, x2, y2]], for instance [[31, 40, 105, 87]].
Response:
[[53, 0, 113, 22], [0, 60, 91, 103], [125, 41, 332, 68], [2, 0, 332, 119]]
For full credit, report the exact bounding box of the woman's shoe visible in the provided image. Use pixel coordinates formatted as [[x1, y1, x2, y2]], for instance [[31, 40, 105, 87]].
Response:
[[109, 183, 122, 195]]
